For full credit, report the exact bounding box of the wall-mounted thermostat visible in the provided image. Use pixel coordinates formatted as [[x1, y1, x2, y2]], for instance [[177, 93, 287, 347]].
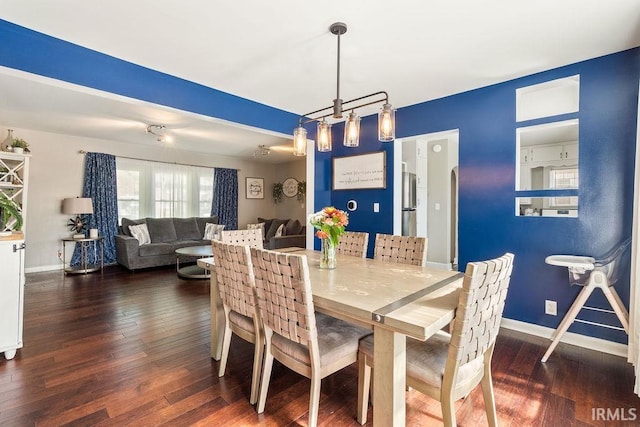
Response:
[[346, 200, 357, 211]]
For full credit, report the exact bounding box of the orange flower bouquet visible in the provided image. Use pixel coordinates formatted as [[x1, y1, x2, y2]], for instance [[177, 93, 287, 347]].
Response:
[[308, 206, 349, 269]]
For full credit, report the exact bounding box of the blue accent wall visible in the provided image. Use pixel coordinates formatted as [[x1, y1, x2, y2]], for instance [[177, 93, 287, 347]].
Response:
[[318, 48, 640, 343], [0, 19, 299, 135]]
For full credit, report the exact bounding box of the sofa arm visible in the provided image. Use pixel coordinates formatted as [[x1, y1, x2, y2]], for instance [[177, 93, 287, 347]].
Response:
[[268, 234, 306, 250], [115, 234, 140, 270]]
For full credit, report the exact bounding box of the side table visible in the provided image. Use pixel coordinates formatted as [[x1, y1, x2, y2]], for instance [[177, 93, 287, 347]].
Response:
[[62, 236, 104, 274]]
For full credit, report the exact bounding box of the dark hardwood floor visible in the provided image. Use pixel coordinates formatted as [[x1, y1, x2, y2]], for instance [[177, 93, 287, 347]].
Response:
[[1, 266, 638, 426]]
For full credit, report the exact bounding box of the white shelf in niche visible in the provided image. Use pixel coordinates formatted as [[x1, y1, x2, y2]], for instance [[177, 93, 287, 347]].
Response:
[[516, 75, 579, 122]]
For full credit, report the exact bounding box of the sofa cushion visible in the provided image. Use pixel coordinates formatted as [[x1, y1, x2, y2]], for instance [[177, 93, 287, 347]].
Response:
[[258, 217, 274, 236], [138, 242, 174, 257], [121, 218, 146, 237], [173, 217, 201, 240], [266, 218, 290, 240], [146, 217, 178, 243], [285, 219, 303, 236], [196, 216, 219, 237]]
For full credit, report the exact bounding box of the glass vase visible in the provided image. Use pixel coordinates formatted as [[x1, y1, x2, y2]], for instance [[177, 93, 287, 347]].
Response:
[[320, 238, 337, 270], [2, 129, 13, 152]]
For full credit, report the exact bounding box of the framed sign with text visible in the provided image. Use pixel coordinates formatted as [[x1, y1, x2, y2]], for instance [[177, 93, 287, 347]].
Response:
[[332, 151, 386, 190]]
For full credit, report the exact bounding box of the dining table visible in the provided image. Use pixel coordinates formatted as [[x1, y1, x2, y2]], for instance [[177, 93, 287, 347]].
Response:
[[197, 248, 463, 427]]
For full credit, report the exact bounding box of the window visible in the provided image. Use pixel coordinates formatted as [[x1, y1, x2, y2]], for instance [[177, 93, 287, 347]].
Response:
[[116, 158, 214, 223]]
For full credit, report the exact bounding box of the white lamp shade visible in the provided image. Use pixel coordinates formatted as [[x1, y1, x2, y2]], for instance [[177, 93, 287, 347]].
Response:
[[62, 197, 94, 215]]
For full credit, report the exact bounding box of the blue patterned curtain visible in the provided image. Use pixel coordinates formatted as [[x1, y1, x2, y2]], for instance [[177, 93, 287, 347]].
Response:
[[212, 168, 238, 230], [71, 153, 119, 266]]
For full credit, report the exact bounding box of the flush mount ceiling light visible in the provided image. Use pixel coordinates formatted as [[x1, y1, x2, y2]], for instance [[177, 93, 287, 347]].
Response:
[[145, 124, 171, 143], [253, 144, 271, 157], [292, 22, 396, 157]]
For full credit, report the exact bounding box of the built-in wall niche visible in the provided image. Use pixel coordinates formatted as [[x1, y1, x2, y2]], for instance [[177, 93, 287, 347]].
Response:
[[516, 75, 579, 122], [516, 197, 578, 217], [516, 119, 579, 191]]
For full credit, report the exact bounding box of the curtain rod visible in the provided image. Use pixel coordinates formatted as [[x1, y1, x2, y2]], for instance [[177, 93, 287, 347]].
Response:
[[78, 150, 240, 171]]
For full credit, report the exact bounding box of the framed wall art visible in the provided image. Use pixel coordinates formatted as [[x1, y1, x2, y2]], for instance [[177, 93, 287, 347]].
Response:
[[332, 151, 386, 190], [245, 177, 264, 199]]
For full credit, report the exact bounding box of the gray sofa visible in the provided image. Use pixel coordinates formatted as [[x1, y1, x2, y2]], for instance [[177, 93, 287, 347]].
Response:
[[116, 216, 218, 270], [258, 217, 306, 250]]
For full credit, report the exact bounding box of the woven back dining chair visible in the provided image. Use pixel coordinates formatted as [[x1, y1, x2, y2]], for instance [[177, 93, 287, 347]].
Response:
[[337, 231, 369, 258], [357, 252, 515, 426], [221, 228, 264, 249], [373, 233, 427, 266], [250, 247, 371, 427], [210, 240, 263, 405]]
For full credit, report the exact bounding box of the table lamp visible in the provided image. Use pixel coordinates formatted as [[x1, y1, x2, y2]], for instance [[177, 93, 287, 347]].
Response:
[[62, 197, 93, 238]]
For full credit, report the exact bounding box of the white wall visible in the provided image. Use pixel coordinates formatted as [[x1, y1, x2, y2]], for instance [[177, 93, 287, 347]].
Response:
[[2, 126, 279, 272]]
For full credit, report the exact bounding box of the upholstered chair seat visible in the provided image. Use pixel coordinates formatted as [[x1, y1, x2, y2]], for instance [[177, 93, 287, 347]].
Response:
[[271, 312, 369, 367], [358, 332, 484, 388]]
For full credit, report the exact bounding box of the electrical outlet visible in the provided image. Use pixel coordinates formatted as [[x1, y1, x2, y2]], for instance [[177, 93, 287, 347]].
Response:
[[545, 300, 557, 316]]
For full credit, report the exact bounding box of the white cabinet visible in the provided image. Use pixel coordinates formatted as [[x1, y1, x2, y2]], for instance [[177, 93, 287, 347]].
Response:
[[529, 142, 578, 164], [0, 233, 25, 360], [0, 152, 30, 233]]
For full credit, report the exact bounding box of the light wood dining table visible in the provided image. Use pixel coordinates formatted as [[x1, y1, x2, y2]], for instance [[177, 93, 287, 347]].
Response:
[[198, 248, 463, 427]]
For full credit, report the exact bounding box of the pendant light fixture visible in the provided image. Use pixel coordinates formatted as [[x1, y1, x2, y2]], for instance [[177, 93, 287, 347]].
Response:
[[292, 22, 396, 155]]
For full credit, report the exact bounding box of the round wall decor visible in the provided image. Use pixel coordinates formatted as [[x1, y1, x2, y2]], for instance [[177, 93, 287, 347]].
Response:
[[282, 177, 299, 198]]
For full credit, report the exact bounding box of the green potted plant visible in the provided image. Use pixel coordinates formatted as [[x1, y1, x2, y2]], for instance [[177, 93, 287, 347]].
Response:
[[0, 194, 23, 233], [10, 138, 29, 154], [273, 182, 283, 203], [297, 181, 306, 202], [0, 166, 10, 183]]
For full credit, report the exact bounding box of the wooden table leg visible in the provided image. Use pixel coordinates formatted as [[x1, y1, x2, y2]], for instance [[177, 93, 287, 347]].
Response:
[[209, 272, 224, 360], [373, 326, 406, 427]]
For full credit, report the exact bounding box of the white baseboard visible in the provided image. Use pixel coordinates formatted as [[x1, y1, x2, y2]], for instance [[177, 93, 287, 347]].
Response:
[[501, 318, 628, 358], [25, 264, 63, 274]]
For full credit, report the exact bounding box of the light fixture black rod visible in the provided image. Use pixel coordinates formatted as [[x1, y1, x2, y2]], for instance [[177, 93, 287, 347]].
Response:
[[298, 91, 389, 125], [336, 29, 341, 103]]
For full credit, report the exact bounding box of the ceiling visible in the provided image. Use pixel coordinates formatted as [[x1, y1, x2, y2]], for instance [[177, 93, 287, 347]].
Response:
[[1, 1, 639, 163]]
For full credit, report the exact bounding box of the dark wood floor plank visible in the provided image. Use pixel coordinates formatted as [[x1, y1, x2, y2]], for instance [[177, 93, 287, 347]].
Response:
[[0, 266, 637, 426]]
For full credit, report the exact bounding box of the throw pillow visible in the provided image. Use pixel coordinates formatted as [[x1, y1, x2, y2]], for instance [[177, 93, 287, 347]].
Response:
[[266, 218, 289, 240], [274, 223, 285, 237], [129, 223, 151, 245], [204, 223, 225, 240], [247, 223, 265, 239], [196, 216, 219, 237], [121, 218, 146, 237], [285, 219, 303, 236], [257, 217, 274, 236]]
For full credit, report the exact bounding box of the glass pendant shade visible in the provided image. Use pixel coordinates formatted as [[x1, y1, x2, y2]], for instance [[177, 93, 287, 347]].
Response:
[[317, 120, 332, 152], [343, 112, 361, 147], [378, 103, 396, 142], [293, 126, 307, 156]]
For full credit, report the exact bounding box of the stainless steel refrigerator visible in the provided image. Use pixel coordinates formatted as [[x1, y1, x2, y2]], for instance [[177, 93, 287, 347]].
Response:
[[401, 172, 417, 236]]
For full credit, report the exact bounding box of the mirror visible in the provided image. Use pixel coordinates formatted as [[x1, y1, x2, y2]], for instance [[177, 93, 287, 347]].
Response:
[[516, 119, 579, 191], [516, 197, 578, 217]]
